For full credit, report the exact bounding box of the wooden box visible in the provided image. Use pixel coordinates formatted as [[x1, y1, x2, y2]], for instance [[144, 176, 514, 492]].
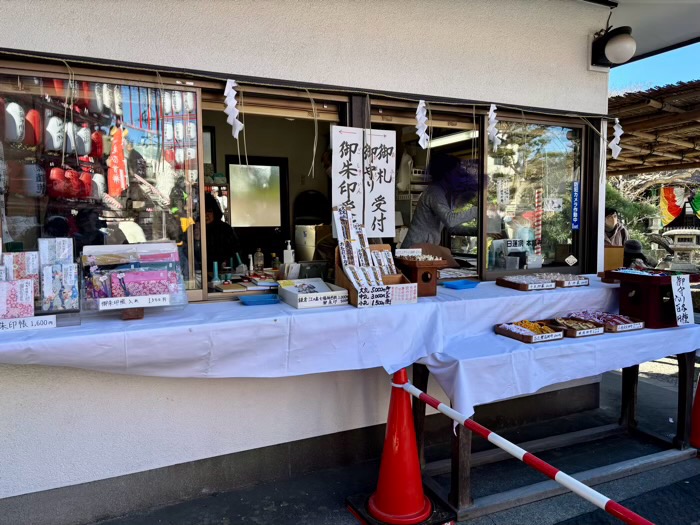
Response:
[[335, 245, 417, 308], [394, 258, 449, 297], [604, 270, 699, 329]]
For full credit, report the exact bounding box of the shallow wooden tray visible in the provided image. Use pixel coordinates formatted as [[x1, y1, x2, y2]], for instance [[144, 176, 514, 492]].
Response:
[[496, 277, 556, 292], [544, 319, 604, 338], [495, 323, 564, 343], [555, 277, 590, 288]]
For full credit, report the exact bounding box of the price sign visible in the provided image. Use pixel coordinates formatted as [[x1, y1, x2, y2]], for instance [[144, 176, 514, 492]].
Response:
[[526, 282, 556, 290], [0, 315, 57, 333], [532, 332, 562, 342], [98, 294, 171, 311]]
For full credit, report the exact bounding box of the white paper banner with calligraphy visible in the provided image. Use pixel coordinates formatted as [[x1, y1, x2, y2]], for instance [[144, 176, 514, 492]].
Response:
[[332, 126, 396, 238], [671, 274, 694, 325], [364, 129, 396, 237], [332, 126, 364, 217]]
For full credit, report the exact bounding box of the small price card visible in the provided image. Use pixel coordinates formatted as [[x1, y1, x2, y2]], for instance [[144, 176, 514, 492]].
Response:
[[0, 315, 57, 333], [98, 294, 171, 311]]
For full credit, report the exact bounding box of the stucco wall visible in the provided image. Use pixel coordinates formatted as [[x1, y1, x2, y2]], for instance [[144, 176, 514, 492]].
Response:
[[0, 0, 609, 114], [0, 364, 450, 498]]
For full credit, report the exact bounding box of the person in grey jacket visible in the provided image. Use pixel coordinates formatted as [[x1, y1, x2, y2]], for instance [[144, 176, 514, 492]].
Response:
[[402, 154, 478, 248]]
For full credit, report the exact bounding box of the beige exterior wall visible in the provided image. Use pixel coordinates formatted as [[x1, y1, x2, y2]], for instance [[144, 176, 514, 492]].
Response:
[[0, 0, 609, 113]]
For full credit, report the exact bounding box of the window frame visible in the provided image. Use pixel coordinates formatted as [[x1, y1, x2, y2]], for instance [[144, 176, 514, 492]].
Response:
[[479, 114, 588, 280], [0, 62, 207, 301]]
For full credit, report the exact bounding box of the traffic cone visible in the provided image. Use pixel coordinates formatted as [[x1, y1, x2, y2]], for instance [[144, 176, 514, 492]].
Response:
[[691, 376, 700, 448], [367, 368, 432, 524]]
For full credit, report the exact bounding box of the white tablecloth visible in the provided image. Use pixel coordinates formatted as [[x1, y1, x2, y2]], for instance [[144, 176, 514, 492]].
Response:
[[0, 278, 618, 378], [421, 324, 700, 418]]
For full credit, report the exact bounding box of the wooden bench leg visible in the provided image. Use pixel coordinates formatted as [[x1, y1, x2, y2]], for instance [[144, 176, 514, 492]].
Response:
[[449, 423, 473, 509], [673, 350, 696, 450], [412, 363, 430, 467], [620, 364, 639, 430]]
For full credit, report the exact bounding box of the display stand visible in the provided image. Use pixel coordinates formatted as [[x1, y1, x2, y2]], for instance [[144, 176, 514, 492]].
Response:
[[121, 308, 145, 321], [334, 245, 417, 307]]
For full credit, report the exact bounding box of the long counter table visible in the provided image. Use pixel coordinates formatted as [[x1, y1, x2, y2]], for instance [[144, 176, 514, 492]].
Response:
[[0, 278, 618, 378]]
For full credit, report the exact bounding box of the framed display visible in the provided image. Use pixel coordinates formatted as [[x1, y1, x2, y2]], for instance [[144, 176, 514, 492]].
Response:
[[203, 125, 216, 170]]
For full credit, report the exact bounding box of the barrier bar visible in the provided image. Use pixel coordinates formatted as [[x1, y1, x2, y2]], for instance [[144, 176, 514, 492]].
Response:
[[399, 382, 655, 525]]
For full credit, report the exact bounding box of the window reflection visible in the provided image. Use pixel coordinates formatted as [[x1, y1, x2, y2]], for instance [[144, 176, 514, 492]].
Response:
[[487, 122, 581, 270], [0, 75, 201, 289]]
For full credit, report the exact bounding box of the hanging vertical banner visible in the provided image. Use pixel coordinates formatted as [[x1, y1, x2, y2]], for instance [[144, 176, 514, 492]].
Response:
[[332, 126, 364, 215], [671, 274, 694, 325], [364, 129, 396, 237], [332, 126, 396, 238], [571, 181, 581, 230]]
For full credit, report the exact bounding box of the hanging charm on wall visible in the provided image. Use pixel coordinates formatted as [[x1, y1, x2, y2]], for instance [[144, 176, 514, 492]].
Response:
[[415, 100, 429, 149], [488, 104, 501, 151], [224, 79, 244, 139], [608, 118, 623, 159]]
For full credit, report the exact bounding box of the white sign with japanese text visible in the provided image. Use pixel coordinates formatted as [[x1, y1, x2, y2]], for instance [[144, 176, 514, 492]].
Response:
[[332, 126, 364, 218], [98, 294, 171, 311], [364, 129, 396, 237], [332, 126, 396, 237], [671, 274, 694, 325]]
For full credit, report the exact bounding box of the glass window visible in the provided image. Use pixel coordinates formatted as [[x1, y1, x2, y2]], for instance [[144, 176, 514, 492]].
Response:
[[0, 74, 201, 290], [486, 121, 581, 271]]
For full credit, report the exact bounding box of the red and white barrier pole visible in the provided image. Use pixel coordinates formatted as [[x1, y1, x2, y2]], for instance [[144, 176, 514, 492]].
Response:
[[398, 381, 655, 525], [534, 188, 543, 256]]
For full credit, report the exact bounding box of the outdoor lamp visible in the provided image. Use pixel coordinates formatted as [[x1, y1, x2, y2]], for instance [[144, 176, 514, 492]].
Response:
[[591, 26, 636, 67]]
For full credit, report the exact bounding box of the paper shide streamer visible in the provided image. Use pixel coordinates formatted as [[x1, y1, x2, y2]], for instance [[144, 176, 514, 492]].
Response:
[[608, 118, 623, 159], [415, 100, 429, 149], [224, 79, 244, 139], [488, 104, 501, 151]]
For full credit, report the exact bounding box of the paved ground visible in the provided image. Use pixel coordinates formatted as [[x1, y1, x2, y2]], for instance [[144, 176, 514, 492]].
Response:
[[95, 362, 700, 525]]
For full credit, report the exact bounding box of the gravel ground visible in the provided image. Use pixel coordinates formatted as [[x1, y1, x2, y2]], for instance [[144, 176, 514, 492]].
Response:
[[638, 355, 700, 390]]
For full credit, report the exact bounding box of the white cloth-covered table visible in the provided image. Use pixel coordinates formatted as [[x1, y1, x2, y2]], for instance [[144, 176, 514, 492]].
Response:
[[0, 278, 618, 378], [421, 324, 700, 418]]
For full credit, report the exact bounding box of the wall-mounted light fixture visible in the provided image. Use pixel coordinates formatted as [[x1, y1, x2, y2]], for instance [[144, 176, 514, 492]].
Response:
[[592, 25, 637, 67]]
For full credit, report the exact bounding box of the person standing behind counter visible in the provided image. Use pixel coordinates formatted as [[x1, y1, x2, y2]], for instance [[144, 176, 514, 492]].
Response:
[[402, 154, 479, 248], [204, 192, 240, 272]]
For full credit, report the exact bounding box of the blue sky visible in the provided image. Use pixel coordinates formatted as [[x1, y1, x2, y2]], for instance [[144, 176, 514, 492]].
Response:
[[610, 42, 700, 95]]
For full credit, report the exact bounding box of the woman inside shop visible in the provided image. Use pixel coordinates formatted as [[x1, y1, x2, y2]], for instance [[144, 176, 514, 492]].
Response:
[[402, 154, 479, 248], [204, 192, 240, 272]]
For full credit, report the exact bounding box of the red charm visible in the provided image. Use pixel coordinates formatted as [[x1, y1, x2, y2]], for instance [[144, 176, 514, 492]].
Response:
[[24, 109, 42, 146], [48, 167, 67, 198]]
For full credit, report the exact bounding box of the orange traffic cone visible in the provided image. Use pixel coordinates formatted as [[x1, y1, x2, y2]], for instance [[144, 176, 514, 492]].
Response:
[[367, 368, 432, 524], [690, 376, 700, 448]]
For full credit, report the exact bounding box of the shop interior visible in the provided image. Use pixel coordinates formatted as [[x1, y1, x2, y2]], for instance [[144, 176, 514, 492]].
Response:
[[0, 65, 594, 305]]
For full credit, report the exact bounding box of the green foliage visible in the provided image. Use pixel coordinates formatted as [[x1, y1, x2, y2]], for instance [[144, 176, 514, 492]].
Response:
[[605, 184, 657, 248]]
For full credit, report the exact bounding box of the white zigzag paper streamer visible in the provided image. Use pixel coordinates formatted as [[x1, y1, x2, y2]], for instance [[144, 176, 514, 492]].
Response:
[[608, 118, 623, 159], [488, 104, 501, 151], [224, 79, 244, 139], [416, 100, 429, 150]]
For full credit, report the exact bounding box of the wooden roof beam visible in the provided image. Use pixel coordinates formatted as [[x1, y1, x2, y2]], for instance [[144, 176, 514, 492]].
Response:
[[617, 143, 684, 160], [626, 130, 700, 151], [607, 161, 700, 176], [622, 108, 700, 132], [612, 98, 685, 116]]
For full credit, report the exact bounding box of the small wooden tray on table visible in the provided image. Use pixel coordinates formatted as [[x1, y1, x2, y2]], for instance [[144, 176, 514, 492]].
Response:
[[600, 315, 645, 333], [495, 277, 556, 292], [544, 319, 604, 338], [494, 323, 564, 343], [555, 276, 590, 288]]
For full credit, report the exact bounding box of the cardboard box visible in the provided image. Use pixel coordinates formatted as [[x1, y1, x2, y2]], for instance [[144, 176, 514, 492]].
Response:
[[604, 246, 624, 271], [335, 245, 417, 308], [278, 282, 348, 309]]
